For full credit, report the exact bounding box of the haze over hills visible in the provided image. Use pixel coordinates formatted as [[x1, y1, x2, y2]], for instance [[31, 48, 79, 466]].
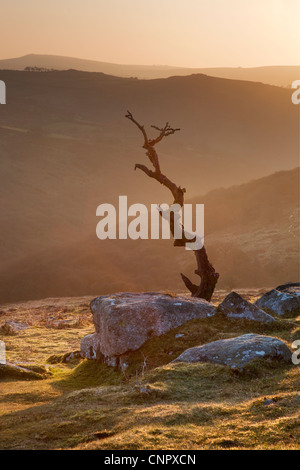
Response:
[[0, 69, 298, 302], [0, 167, 298, 303], [0, 54, 299, 87]]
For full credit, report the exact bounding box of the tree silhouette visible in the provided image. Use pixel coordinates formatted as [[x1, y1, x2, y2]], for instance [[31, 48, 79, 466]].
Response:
[[126, 111, 219, 301]]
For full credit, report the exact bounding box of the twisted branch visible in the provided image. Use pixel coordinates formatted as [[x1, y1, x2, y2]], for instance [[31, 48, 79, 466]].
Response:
[[125, 111, 219, 301]]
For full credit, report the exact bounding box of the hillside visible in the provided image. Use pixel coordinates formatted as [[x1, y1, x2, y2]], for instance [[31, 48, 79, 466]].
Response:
[[0, 70, 298, 302], [0, 54, 299, 86], [0, 167, 298, 303], [0, 70, 297, 197]]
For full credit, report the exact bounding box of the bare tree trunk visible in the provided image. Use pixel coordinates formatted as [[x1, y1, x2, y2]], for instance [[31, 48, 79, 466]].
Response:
[[125, 111, 219, 301]]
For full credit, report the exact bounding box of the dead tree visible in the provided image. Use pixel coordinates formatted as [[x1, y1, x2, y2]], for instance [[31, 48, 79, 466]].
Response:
[[125, 111, 219, 301]]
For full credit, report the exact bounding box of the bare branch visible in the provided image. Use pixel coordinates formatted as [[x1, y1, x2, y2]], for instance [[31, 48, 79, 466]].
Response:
[[126, 111, 161, 172], [134, 163, 156, 178], [180, 273, 198, 295], [125, 110, 149, 147], [126, 111, 219, 301], [149, 123, 181, 146], [126, 111, 184, 200], [126, 111, 180, 174]]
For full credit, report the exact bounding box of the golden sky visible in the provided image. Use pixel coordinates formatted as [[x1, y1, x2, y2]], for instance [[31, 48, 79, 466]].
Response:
[[1, 0, 300, 67]]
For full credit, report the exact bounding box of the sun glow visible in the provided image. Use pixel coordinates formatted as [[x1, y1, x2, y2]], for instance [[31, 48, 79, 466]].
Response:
[[1, 0, 299, 67]]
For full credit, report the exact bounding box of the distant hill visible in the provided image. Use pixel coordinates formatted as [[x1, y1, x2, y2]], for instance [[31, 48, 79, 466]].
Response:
[[0, 54, 299, 87], [0, 69, 298, 302], [0, 70, 297, 198], [188, 168, 300, 289]]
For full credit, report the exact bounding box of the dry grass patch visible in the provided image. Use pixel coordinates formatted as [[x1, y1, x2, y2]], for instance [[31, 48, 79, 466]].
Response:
[[0, 293, 299, 450]]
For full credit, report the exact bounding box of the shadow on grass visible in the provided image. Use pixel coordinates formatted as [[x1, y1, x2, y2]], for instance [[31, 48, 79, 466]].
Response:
[[141, 359, 296, 404], [50, 359, 123, 392], [0, 357, 297, 450]]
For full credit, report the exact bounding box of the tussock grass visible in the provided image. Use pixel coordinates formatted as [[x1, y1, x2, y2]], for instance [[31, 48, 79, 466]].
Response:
[[51, 360, 123, 392]]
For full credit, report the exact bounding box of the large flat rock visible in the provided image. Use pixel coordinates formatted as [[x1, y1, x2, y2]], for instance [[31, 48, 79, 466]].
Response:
[[172, 333, 292, 369], [81, 292, 216, 361], [255, 282, 300, 317]]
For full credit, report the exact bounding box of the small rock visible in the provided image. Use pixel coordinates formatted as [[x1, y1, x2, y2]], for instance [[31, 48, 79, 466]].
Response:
[[172, 333, 292, 369], [139, 387, 151, 394], [255, 282, 300, 317], [218, 292, 275, 323], [0, 321, 30, 335], [47, 350, 81, 364], [46, 319, 78, 329], [264, 398, 275, 406], [0, 362, 46, 380]]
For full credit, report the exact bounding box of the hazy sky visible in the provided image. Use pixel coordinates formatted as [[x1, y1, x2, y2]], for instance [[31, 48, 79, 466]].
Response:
[[1, 0, 299, 67]]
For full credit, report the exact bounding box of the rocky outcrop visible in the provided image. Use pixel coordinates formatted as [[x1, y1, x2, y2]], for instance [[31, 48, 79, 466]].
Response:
[[81, 292, 217, 363], [172, 334, 292, 369], [218, 292, 275, 323], [255, 282, 300, 317]]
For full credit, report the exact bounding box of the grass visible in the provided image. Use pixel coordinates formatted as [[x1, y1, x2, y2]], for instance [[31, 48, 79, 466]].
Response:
[[0, 292, 299, 450]]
